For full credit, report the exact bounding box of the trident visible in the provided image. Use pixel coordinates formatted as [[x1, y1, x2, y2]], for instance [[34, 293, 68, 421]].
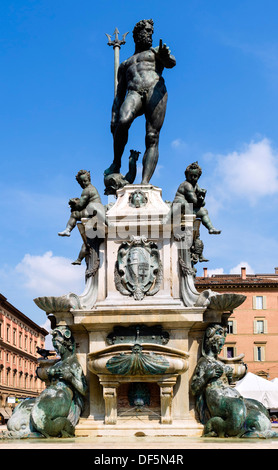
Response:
[[106, 28, 129, 97]]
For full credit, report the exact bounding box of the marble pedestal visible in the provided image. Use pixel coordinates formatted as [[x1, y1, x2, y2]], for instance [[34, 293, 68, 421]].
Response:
[[34, 184, 240, 438]]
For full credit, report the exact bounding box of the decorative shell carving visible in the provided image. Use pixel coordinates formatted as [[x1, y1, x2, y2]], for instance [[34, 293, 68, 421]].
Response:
[[106, 344, 169, 375], [206, 293, 246, 312], [33, 293, 82, 314]]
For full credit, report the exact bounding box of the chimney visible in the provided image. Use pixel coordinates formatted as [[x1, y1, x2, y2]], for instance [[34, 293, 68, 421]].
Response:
[[203, 267, 208, 278], [275, 267, 278, 275], [241, 266, 246, 279]]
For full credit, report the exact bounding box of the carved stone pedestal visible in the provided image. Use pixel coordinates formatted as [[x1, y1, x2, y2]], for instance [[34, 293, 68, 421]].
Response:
[[34, 184, 244, 438], [97, 375, 178, 425]]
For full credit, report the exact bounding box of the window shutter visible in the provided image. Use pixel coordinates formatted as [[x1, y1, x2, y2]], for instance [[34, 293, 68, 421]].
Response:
[[253, 320, 258, 334], [263, 296, 267, 310], [253, 346, 257, 360], [233, 320, 237, 334], [252, 296, 256, 309], [264, 320, 268, 334]]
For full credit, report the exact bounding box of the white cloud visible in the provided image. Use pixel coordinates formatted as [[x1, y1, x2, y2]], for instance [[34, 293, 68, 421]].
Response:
[[15, 251, 85, 297], [171, 138, 188, 150], [207, 268, 224, 276], [229, 261, 254, 275], [214, 138, 278, 204], [204, 262, 254, 277]]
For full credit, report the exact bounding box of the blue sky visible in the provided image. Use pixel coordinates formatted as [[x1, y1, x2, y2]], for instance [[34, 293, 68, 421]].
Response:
[[1, 0, 278, 344]]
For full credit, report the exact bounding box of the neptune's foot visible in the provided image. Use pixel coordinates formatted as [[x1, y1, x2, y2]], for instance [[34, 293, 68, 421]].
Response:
[[104, 163, 121, 177]]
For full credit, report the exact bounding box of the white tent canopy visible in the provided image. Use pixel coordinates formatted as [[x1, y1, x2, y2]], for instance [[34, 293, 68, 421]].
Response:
[[234, 372, 278, 409]]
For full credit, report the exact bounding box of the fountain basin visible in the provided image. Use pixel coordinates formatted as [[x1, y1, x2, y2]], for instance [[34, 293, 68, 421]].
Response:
[[88, 343, 189, 377]]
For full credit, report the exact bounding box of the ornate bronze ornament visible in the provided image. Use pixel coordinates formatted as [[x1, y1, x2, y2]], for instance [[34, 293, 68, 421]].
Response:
[[115, 235, 162, 300], [129, 189, 148, 208], [106, 344, 169, 375]]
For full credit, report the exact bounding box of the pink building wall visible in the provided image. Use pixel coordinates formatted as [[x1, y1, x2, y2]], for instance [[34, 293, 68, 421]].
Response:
[[196, 268, 278, 380], [0, 294, 49, 416]]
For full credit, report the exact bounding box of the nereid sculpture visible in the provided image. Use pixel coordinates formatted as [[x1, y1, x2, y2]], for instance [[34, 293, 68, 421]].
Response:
[[191, 323, 278, 438], [2, 326, 87, 439]]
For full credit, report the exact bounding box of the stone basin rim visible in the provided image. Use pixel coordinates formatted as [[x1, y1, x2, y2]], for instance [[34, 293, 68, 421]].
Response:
[[88, 342, 190, 359]]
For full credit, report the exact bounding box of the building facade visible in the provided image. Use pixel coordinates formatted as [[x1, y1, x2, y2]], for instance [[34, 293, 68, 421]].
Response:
[[195, 267, 278, 380], [0, 294, 49, 421]]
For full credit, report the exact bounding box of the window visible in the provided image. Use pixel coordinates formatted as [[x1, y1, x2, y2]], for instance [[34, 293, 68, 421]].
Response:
[[13, 328, 16, 345], [254, 319, 267, 334], [257, 320, 264, 334], [253, 296, 266, 310], [19, 332, 22, 348], [254, 344, 266, 361], [224, 344, 236, 359], [227, 321, 233, 334], [6, 325, 10, 342], [257, 346, 263, 361], [227, 320, 237, 334], [256, 296, 263, 309], [227, 347, 235, 358]]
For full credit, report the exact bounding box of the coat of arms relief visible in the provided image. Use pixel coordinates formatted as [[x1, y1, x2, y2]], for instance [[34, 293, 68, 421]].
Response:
[[114, 236, 163, 300]]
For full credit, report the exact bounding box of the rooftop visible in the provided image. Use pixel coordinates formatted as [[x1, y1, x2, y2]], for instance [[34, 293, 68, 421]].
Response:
[[195, 267, 278, 288], [0, 293, 49, 336]]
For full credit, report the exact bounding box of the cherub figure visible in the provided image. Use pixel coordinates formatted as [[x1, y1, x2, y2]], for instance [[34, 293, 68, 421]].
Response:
[[169, 162, 221, 234], [58, 170, 106, 237]]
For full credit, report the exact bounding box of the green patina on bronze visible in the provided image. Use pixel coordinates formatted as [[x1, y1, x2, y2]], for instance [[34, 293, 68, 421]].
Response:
[[2, 326, 88, 439], [128, 383, 151, 407], [106, 325, 170, 346], [104, 19, 176, 186], [106, 344, 169, 375], [165, 161, 221, 235], [191, 323, 278, 439]]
